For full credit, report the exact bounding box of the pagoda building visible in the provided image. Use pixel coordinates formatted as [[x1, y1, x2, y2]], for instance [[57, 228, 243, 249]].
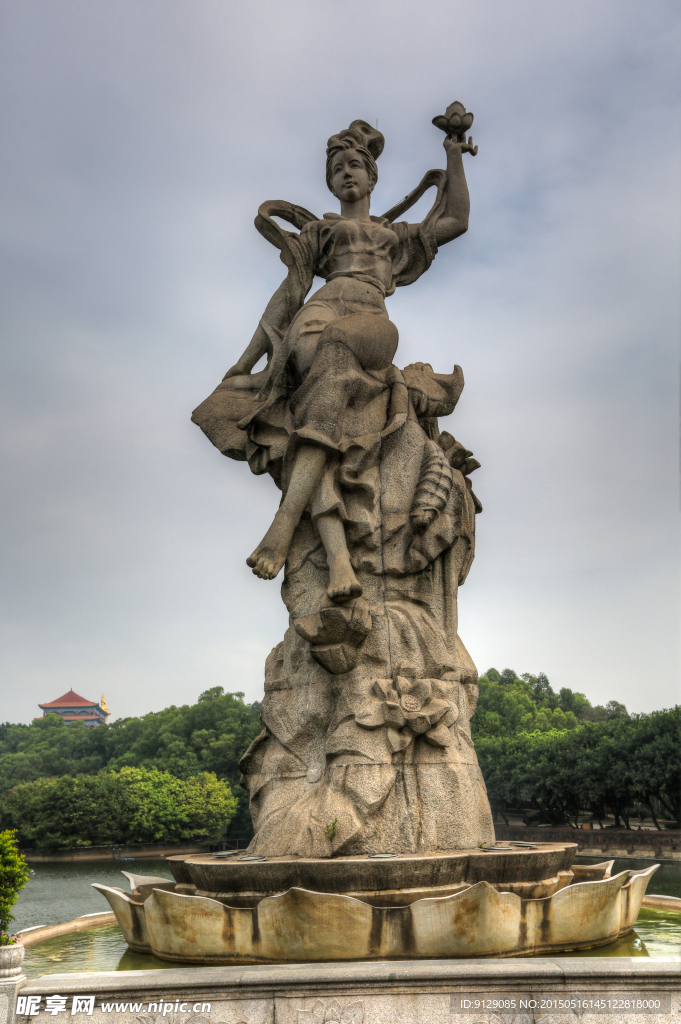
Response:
[[38, 689, 110, 728]]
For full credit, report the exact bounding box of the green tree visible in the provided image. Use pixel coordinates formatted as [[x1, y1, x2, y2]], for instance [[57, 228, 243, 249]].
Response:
[[104, 688, 261, 836], [0, 768, 237, 851], [0, 715, 108, 793], [475, 709, 680, 829], [476, 731, 576, 826], [604, 700, 629, 720], [0, 830, 29, 943], [0, 688, 262, 838], [625, 709, 681, 825], [521, 672, 556, 708], [472, 674, 538, 738], [474, 668, 630, 740]]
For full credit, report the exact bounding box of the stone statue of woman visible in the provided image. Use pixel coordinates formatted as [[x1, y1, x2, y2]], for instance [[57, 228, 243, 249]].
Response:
[[193, 104, 495, 857]]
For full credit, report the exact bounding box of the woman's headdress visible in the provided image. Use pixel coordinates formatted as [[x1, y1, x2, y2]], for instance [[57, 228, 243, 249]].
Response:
[[326, 119, 385, 193]]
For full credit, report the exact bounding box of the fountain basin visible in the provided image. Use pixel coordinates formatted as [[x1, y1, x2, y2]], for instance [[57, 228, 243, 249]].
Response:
[[93, 857, 659, 963]]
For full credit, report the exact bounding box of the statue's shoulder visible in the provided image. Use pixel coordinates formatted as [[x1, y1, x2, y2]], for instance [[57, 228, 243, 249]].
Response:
[[255, 201, 321, 248]]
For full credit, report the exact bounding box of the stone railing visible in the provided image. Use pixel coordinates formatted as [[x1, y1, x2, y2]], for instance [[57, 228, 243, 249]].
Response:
[[495, 825, 681, 860], [20, 841, 210, 864], [14, 958, 680, 1024]]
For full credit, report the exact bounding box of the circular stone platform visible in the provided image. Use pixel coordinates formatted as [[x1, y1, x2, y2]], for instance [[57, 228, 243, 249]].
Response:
[[167, 843, 577, 906]]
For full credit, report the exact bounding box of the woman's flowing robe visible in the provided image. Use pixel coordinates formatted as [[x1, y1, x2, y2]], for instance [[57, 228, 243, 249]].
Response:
[[192, 182, 495, 855]]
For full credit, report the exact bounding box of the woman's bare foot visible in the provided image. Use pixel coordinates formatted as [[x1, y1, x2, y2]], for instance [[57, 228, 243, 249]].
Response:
[[327, 556, 362, 603], [247, 511, 297, 580]]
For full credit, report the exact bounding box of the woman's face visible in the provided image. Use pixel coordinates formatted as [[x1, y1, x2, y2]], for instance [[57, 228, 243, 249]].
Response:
[[330, 148, 371, 203]]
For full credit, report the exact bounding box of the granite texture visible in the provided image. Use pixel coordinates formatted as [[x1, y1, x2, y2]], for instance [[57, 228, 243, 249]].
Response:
[[192, 107, 494, 857], [170, 844, 578, 901], [16, 957, 680, 1024], [0, 944, 25, 1024], [92, 864, 658, 964]]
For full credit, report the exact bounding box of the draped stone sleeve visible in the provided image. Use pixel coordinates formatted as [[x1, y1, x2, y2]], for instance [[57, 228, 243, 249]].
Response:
[[251, 205, 321, 391], [385, 168, 448, 289], [389, 220, 438, 288], [191, 206, 320, 476]]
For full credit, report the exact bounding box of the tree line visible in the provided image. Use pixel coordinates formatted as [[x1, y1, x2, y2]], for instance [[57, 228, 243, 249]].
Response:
[[0, 688, 261, 849], [0, 676, 677, 850], [472, 668, 630, 739], [0, 768, 236, 851], [473, 668, 679, 828]]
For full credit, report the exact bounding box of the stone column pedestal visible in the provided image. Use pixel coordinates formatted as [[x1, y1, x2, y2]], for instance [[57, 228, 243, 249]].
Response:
[[0, 944, 26, 1024]]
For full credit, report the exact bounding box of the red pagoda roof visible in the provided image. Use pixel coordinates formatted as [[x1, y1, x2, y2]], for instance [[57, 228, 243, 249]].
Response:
[[39, 689, 99, 709]]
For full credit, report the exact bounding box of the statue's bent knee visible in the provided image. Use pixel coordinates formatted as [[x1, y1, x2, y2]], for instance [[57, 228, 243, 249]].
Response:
[[319, 313, 398, 371]]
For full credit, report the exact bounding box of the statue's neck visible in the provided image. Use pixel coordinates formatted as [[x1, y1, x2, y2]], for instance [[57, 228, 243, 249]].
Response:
[[339, 195, 372, 222]]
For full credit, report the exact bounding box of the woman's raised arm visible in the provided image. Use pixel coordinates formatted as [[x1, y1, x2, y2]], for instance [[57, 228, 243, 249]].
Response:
[[432, 135, 475, 246]]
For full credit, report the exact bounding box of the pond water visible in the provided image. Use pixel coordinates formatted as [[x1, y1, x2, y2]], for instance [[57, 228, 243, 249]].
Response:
[[575, 855, 681, 899], [14, 859, 174, 933], [17, 856, 681, 977]]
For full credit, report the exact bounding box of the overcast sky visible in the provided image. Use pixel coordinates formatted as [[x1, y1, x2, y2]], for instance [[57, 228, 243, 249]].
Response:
[[1, 0, 679, 725]]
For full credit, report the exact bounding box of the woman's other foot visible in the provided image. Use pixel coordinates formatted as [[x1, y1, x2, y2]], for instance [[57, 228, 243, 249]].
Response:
[[327, 557, 362, 603]]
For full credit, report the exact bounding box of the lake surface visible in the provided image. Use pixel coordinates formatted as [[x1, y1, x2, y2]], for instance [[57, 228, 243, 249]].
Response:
[[575, 855, 681, 898], [16, 855, 681, 977], [14, 859, 174, 932]]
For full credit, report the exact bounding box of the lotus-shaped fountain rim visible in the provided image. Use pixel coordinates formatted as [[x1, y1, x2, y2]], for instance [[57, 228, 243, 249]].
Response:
[[92, 864, 660, 963]]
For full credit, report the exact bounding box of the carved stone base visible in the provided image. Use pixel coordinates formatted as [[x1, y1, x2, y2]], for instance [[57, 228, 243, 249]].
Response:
[[17, 957, 681, 1024], [93, 855, 659, 964], [166, 843, 577, 904]]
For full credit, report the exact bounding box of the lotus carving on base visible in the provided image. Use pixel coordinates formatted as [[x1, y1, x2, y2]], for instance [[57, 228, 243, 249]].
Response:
[[354, 675, 458, 751]]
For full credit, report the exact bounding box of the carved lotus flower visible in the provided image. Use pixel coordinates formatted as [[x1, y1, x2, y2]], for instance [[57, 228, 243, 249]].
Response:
[[432, 101, 474, 139], [298, 1000, 364, 1024], [355, 676, 458, 751]]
